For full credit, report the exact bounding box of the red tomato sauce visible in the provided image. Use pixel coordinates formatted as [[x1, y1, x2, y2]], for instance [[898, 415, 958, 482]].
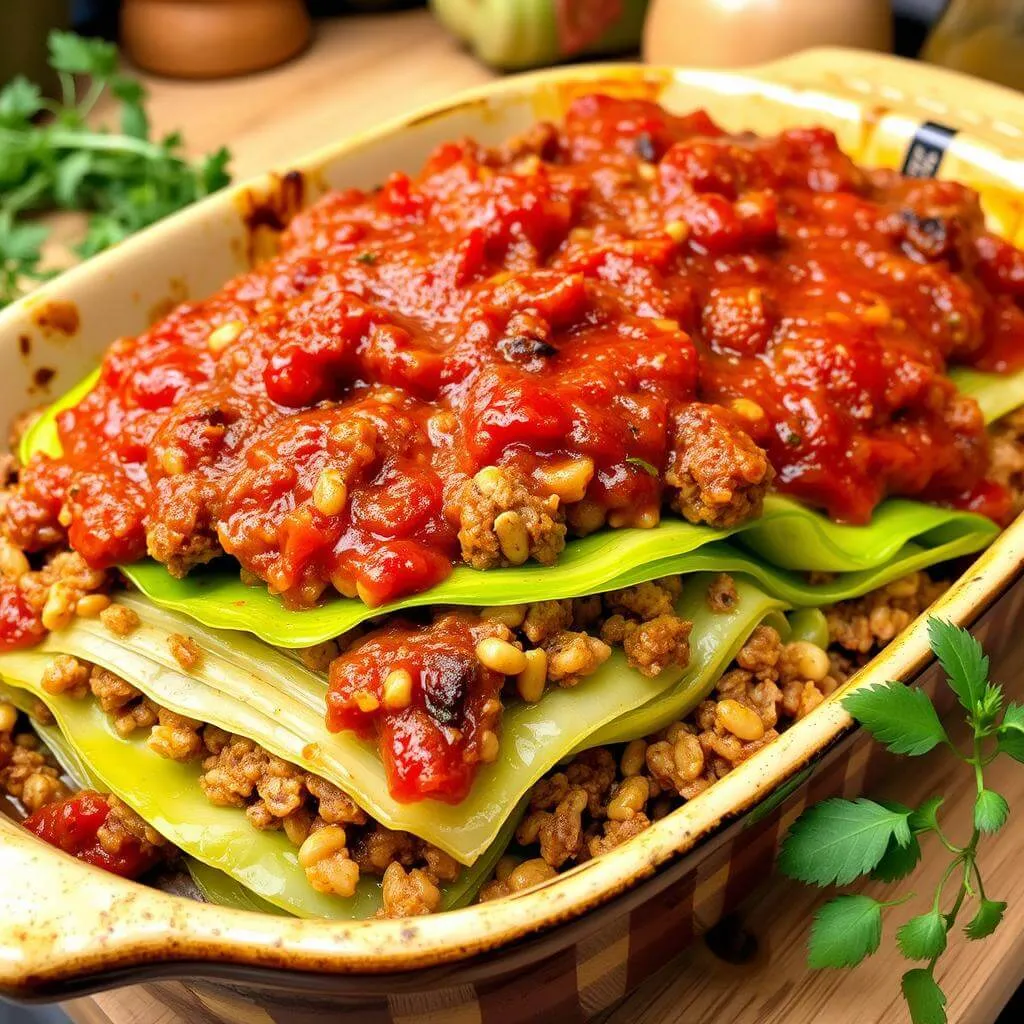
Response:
[[23, 790, 161, 879], [325, 613, 504, 802], [7, 96, 1024, 615]]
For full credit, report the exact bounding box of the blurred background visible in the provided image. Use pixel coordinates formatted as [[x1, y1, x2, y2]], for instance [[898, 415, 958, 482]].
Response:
[[1, 1, 1021, 87]]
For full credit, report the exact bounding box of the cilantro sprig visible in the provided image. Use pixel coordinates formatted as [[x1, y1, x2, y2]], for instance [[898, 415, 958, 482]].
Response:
[[0, 31, 231, 307], [780, 618, 1021, 1023]]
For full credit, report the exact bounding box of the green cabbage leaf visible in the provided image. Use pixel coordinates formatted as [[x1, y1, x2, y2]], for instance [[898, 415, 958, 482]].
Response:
[[18, 363, 1016, 648], [30, 577, 784, 864], [0, 666, 514, 918]]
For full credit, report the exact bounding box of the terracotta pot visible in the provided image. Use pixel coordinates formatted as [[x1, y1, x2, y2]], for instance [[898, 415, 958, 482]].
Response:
[[121, 0, 311, 79], [643, 0, 892, 67]]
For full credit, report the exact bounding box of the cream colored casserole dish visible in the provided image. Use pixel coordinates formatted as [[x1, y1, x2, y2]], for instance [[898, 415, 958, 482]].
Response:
[[0, 50, 1023, 1016]]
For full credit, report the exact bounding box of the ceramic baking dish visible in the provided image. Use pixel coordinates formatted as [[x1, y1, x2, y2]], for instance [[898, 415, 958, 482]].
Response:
[[1, 48, 1023, 1024]]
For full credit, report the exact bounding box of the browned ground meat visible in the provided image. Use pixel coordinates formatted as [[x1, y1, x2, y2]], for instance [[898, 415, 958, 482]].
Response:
[[483, 619, 852, 897], [825, 572, 950, 654], [707, 572, 739, 612], [0, 705, 70, 813], [458, 465, 566, 570], [665, 403, 773, 527], [145, 472, 224, 578], [989, 408, 1024, 513]]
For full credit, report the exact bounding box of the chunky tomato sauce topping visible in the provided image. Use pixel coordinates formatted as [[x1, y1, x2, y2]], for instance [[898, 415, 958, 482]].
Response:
[[325, 613, 504, 802], [7, 95, 1024, 617], [23, 790, 161, 878]]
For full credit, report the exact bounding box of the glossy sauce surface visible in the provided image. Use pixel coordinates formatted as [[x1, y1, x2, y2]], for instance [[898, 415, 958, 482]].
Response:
[[8, 96, 1024, 616]]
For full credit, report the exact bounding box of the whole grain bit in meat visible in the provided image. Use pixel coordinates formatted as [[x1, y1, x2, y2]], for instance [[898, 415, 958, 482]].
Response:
[[148, 708, 204, 762], [604, 580, 678, 621], [99, 794, 167, 851], [0, 742, 63, 802], [299, 825, 361, 897], [458, 465, 566, 570], [707, 573, 739, 612], [665, 403, 773, 527], [518, 785, 589, 868], [305, 774, 367, 825], [41, 654, 89, 698], [735, 624, 782, 672], [825, 572, 949, 653], [20, 769, 70, 813], [112, 698, 159, 738], [353, 825, 419, 875], [100, 603, 140, 638], [379, 862, 441, 918], [543, 630, 611, 686], [521, 600, 573, 645], [168, 633, 202, 671], [422, 844, 461, 882], [588, 813, 651, 858], [620, 614, 692, 677], [89, 666, 142, 714], [478, 857, 556, 901]]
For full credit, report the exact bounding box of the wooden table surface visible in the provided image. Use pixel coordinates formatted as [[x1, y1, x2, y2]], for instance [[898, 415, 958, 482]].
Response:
[[55, 9, 1023, 1024]]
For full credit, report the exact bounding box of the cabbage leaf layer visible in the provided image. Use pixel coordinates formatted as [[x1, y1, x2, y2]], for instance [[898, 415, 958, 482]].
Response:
[[19, 364, 1017, 647], [26, 577, 784, 864], [0, 667, 517, 918]]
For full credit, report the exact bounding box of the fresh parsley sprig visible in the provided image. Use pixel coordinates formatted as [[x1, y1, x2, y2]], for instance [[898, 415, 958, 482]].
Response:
[[0, 31, 231, 307], [779, 618, 1021, 1024]]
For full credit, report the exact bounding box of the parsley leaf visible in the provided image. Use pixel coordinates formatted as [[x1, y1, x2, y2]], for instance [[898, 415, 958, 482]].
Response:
[[0, 30, 232, 308], [974, 789, 1009, 833], [871, 832, 922, 882], [48, 30, 119, 78], [927, 618, 988, 716], [909, 795, 944, 834], [842, 682, 948, 756], [807, 894, 883, 969], [897, 911, 948, 961], [779, 798, 912, 886], [902, 969, 948, 1024], [0, 77, 43, 129], [997, 702, 1024, 763], [964, 898, 1006, 940]]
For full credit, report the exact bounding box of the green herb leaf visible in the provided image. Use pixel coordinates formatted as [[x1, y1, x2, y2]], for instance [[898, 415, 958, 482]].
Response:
[[902, 969, 947, 1024], [626, 456, 659, 477], [996, 702, 1024, 763], [842, 682, 948, 756], [909, 795, 944, 834], [927, 618, 988, 716], [964, 898, 1006, 940], [779, 798, 913, 886], [355, 250, 378, 265], [870, 832, 922, 882], [0, 77, 43, 128], [897, 911, 948, 961], [48, 30, 119, 78], [807, 894, 883, 968], [976, 682, 1004, 732], [974, 789, 1009, 833]]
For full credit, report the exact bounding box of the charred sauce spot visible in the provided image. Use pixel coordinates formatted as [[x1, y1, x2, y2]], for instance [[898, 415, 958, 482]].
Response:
[[31, 366, 56, 393], [17, 335, 30, 357], [31, 300, 79, 338], [239, 170, 306, 265]]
